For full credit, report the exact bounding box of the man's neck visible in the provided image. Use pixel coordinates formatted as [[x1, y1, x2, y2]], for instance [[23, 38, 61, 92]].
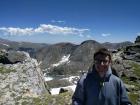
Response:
[[98, 72, 106, 78]]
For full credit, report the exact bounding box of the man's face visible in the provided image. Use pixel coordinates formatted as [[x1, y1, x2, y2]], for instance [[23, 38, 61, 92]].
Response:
[[94, 54, 111, 77]]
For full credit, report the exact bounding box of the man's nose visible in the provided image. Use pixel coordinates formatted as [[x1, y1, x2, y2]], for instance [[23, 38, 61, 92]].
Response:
[[100, 61, 104, 65]]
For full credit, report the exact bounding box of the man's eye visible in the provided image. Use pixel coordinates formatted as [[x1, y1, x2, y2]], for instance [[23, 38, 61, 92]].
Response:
[[95, 60, 109, 64], [103, 60, 108, 63]]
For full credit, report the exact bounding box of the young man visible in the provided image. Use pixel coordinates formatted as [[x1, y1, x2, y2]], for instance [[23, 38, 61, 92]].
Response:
[[72, 48, 131, 105]]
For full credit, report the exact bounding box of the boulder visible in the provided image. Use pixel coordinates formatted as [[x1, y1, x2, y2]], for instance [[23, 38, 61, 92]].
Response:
[[7, 51, 26, 63], [0, 50, 27, 64], [59, 88, 68, 94], [123, 45, 140, 62], [0, 51, 49, 105]]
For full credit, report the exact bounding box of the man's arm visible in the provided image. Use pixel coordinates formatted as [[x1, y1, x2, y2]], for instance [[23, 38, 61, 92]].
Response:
[[72, 76, 86, 105], [120, 80, 132, 105]]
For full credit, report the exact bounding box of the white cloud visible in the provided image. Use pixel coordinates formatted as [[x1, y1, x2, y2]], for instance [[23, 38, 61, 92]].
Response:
[[35, 24, 89, 35], [0, 24, 90, 37], [51, 20, 65, 23], [101, 33, 111, 37], [137, 33, 140, 35], [0, 27, 33, 36], [86, 35, 93, 38]]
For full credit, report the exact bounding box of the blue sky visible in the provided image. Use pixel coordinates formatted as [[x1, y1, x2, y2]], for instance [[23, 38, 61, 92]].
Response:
[[0, 0, 140, 44]]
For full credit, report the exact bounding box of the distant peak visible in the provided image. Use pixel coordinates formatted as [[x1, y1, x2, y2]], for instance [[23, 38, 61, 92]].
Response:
[[80, 40, 99, 45]]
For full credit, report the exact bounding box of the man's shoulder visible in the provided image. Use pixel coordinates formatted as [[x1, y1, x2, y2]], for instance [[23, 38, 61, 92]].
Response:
[[79, 72, 88, 80], [110, 74, 122, 83], [78, 71, 92, 84]]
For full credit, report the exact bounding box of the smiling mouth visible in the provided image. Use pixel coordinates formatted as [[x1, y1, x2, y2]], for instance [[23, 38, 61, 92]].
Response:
[[97, 66, 107, 72]]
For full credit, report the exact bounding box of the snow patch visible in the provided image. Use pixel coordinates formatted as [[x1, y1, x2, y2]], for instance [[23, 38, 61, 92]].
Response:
[[50, 88, 60, 95], [44, 76, 53, 81], [0, 43, 9, 47], [61, 76, 79, 84], [52, 54, 70, 67]]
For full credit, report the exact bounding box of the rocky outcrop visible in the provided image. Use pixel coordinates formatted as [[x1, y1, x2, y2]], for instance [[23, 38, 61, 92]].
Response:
[[112, 49, 140, 105], [123, 45, 140, 62], [135, 36, 140, 44], [115, 36, 140, 62], [112, 54, 135, 77], [0, 50, 49, 105], [0, 50, 29, 64]]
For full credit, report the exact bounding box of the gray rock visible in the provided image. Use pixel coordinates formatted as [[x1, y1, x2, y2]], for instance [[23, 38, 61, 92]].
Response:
[[135, 36, 140, 44], [0, 51, 49, 105]]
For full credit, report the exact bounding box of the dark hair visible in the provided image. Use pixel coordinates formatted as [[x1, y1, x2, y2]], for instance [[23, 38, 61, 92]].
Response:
[[94, 48, 112, 61]]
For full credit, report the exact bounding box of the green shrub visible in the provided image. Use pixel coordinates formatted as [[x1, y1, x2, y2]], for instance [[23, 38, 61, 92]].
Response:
[[128, 93, 139, 105], [22, 101, 29, 105], [0, 66, 16, 74], [121, 76, 140, 91], [32, 92, 72, 105], [129, 62, 140, 77]]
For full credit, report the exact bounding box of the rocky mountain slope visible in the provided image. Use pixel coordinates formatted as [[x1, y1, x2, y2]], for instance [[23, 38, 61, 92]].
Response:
[[0, 38, 133, 76], [37, 40, 103, 75], [0, 37, 140, 104], [111, 36, 140, 105], [102, 41, 133, 50], [0, 38, 48, 58], [37, 40, 133, 76]]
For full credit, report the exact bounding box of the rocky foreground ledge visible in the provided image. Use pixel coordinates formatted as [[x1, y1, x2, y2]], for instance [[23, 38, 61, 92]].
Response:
[[0, 50, 49, 105]]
